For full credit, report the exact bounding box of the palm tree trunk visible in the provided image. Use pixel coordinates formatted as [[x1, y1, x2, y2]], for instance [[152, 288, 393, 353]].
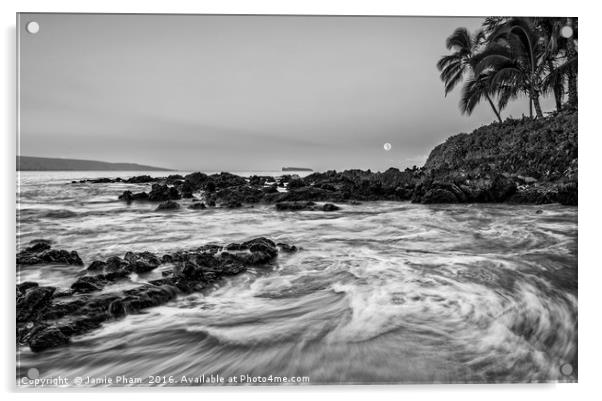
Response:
[[485, 93, 502, 122], [566, 17, 578, 108], [554, 87, 563, 112], [548, 60, 563, 112], [532, 93, 544, 118], [529, 99, 533, 118], [567, 69, 577, 108]]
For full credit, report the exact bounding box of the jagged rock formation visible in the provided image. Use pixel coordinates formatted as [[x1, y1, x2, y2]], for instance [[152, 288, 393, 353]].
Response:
[[85, 111, 577, 206], [16, 238, 295, 352]]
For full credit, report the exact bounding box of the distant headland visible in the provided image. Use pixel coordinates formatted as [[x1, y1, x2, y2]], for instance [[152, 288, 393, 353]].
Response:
[[282, 167, 313, 172], [17, 156, 172, 171]]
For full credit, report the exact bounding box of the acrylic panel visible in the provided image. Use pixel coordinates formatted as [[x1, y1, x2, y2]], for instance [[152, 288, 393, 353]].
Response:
[[16, 13, 578, 387]]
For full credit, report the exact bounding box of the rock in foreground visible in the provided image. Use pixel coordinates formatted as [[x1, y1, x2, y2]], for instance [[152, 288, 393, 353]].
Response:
[[17, 242, 83, 266], [16, 237, 296, 352]]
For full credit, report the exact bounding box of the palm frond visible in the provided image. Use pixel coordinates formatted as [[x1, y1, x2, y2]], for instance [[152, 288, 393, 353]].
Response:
[[436, 54, 461, 71], [446, 27, 472, 52]]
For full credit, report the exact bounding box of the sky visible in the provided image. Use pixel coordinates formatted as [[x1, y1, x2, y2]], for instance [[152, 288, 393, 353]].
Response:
[[18, 14, 556, 172]]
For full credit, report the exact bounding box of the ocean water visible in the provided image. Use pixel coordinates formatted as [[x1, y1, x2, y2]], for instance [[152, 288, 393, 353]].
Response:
[[16, 171, 578, 385]]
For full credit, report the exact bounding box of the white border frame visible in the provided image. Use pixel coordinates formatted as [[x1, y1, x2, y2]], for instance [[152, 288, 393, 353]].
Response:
[[3, 1, 598, 399]]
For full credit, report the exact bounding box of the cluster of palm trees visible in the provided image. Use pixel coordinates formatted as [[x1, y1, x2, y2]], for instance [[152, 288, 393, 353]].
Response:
[[437, 17, 577, 121]]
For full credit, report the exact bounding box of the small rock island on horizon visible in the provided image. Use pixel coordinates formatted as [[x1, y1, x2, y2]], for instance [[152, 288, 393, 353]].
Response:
[[282, 167, 313, 172]]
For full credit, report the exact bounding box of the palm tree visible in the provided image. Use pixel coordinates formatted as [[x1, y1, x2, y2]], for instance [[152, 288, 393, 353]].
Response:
[[564, 17, 578, 108], [543, 53, 577, 109], [474, 18, 546, 118], [437, 28, 502, 122], [459, 69, 502, 121], [536, 17, 566, 112]]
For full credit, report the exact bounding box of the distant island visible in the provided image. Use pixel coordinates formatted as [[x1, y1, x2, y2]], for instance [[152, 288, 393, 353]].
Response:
[[282, 167, 313, 172], [17, 156, 172, 171]]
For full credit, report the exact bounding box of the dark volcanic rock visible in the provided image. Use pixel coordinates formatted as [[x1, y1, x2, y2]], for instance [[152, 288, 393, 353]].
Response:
[[25, 242, 51, 253], [125, 175, 158, 184], [225, 243, 248, 251], [57, 314, 107, 336], [301, 168, 418, 201], [558, 182, 578, 206], [120, 285, 177, 311], [275, 201, 340, 212], [509, 185, 557, 204], [89, 177, 114, 183], [29, 239, 52, 247], [166, 174, 184, 182], [71, 270, 130, 293], [156, 200, 180, 210], [28, 326, 70, 352], [188, 202, 207, 210], [322, 203, 340, 211], [16, 237, 295, 352], [262, 184, 279, 194], [17, 286, 56, 322], [268, 187, 343, 203], [184, 172, 210, 188], [105, 256, 128, 272], [148, 184, 181, 202], [180, 181, 195, 198], [487, 175, 517, 201], [71, 276, 106, 293], [17, 243, 83, 266], [243, 237, 278, 257], [87, 260, 107, 272], [275, 201, 316, 211], [249, 175, 275, 186], [222, 200, 243, 209], [277, 243, 298, 253], [277, 174, 298, 187], [421, 188, 458, 204], [215, 185, 264, 206], [205, 181, 217, 193], [124, 251, 161, 273], [17, 281, 39, 294], [84, 175, 157, 184], [209, 172, 247, 189], [287, 178, 306, 189], [118, 190, 149, 202], [413, 174, 517, 204]]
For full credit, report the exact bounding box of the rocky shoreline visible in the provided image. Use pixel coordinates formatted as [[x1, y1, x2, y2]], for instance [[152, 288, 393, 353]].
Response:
[[74, 111, 577, 208], [17, 238, 296, 352], [99, 167, 575, 210]]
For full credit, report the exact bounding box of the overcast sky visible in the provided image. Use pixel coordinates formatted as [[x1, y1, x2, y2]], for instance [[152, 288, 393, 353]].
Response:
[[18, 14, 555, 172]]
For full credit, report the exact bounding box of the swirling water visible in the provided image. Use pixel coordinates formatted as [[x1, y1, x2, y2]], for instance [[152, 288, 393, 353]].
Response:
[[16, 171, 578, 385]]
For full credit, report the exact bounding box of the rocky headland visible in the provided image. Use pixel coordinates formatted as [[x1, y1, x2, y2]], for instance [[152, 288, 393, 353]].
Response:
[[84, 110, 577, 209], [419, 109, 577, 205]]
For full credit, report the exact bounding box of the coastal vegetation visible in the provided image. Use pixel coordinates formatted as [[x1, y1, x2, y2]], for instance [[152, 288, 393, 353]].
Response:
[[437, 17, 578, 120]]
